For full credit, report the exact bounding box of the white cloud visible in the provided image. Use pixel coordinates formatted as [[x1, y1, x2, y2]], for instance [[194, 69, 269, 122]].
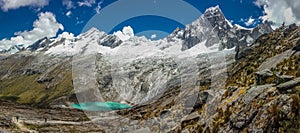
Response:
[[151, 34, 157, 39], [284, 8, 296, 23], [66, 11, 72, 17], [114, 26, 135, 41], [0, 0, 49, 11], [240, 17, 257, 27], [95, 1, 103, 14], [245, 17, 255, 26], [253, 0, 266, 7], [63, 0, 75, 9], [0, 12, 64, 50], [254, 0, 300, 28], [58, 32, 74, 40], [78, 0, 96, 7]]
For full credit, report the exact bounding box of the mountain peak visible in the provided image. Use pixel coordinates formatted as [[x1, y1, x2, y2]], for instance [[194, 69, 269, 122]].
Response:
[[78, 27, 107, 40], [88, 27, 105, 34], [88, 27, 100, 32], [204, 5, 221, 13], [170, 6, 274, 50], [202, 5, 229, 28], [204, 5, 224, 17]]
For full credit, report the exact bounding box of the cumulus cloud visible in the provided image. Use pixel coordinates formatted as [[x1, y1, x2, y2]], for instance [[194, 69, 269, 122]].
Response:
[[63, 0, 75, 9], [151, 34, 157, 39], [114, 26, 135, 41], [245, 17, 255, 26], [254, 0, 300, 28], [0, 0, 49, 11], [78, 0, 96, 7], [240, 17, 256, 26], [58, 32, 74, 40], [66, 11, 72, 17], [0, 12, 64, 50]]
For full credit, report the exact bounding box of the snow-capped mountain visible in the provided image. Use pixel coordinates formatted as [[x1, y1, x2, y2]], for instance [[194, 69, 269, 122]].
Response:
[[169, 6, 273, 51], [0, 6, 272, 57], [44, 28, 122, 56], [2, 6, 300, 132]]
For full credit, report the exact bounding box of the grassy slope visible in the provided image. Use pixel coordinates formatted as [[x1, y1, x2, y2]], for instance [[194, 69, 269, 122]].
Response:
[[0, 54, 74, 106]]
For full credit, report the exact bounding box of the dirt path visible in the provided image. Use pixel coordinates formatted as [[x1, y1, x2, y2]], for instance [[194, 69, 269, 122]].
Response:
[[24, 119, 83, 125], [11, 117, 38, 133]]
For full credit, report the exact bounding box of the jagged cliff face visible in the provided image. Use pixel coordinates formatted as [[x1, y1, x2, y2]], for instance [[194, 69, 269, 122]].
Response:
[[169, 6, 273, 51], [0, 6, 299, 133]]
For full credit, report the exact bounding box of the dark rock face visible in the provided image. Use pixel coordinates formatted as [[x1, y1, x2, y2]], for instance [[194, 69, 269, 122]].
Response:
[[182, 36, 201, 50], [293, 44, 300, 52], [98, 35, 122, 48], [27, 37, 52, 51], [251, 21, 274, 39]]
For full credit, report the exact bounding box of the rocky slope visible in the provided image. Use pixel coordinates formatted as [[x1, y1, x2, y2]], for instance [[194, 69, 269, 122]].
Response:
[[110, 24, 300, 133], [0, 6, 299, 133]]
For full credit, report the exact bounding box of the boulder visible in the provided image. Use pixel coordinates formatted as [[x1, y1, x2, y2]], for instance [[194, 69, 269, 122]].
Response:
[[255, 69, 274, 85], [275, 75, 294, 85], [277, 77, 300, 91]]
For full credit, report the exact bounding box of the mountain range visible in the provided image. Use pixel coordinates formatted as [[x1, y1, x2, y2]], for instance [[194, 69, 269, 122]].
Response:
[[0, 6, 273, 56], [0, 6, 299, 132]]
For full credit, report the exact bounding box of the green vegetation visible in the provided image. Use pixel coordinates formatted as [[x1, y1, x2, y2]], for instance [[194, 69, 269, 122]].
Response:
[[0, 72, 73, 106]]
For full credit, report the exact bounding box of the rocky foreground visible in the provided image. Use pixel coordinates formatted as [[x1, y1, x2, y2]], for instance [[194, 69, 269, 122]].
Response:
[[0, 25, 299, 133], [0, 100, 105, 132]]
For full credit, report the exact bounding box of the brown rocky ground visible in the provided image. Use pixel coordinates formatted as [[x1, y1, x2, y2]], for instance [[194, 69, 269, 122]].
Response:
[[0, 100, 104, 132]]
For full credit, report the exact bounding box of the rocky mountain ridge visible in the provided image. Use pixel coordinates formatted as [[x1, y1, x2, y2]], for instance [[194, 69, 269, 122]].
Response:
[[169, 6, 273, 51], [1, 6, 272, 56], [0, 6, 299, 133]]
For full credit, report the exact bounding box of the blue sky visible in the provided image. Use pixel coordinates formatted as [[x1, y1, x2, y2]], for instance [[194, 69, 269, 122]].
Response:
[[0, 0, 299, 43]]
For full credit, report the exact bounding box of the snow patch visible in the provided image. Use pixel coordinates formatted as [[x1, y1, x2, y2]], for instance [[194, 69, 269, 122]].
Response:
[[234, 24, 254, 30], [225, 19, 233, 28], [246, 35, 254, 43]]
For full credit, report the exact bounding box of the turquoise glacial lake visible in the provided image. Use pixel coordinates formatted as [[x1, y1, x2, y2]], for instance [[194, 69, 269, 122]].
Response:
[[72, 102, 132, 111]]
